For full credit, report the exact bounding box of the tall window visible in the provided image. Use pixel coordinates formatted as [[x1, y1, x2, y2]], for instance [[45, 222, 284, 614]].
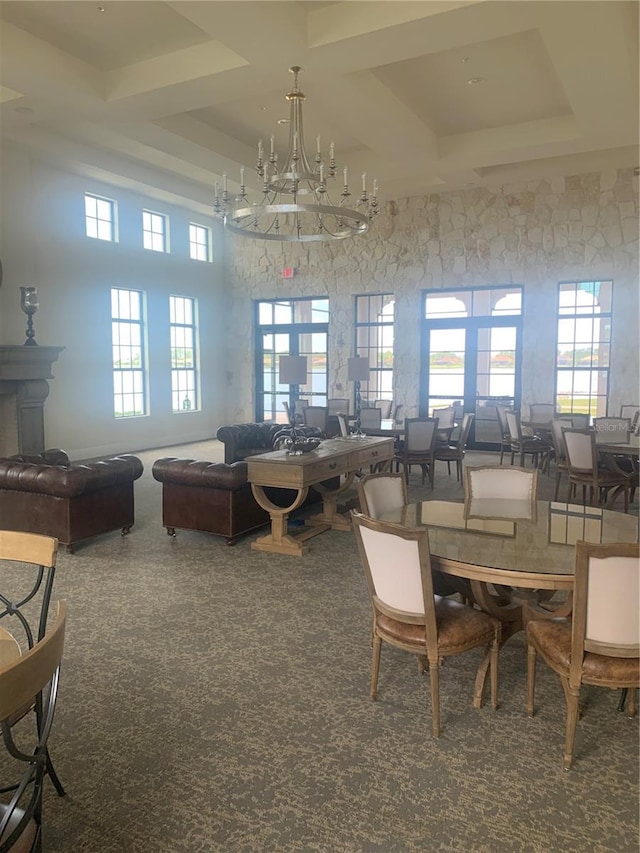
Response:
[[170, 296, 198, 413], [189, 223, 211, 262], [556, 280, 612, 416], [85, 193, 115, 241], [143, 210, 168, 252], [355, 294, 394, 403], [111, 288, 147, 418]]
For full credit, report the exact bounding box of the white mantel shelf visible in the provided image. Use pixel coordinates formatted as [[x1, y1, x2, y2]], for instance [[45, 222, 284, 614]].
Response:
[[0, 345, 65, 380]]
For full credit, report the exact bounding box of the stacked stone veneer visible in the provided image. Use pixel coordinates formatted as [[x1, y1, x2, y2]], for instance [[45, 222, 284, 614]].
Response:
[[225, 168, 639, 422]]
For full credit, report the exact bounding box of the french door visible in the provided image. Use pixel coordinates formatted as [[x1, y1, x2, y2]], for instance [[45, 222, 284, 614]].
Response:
[[256, 328, 328, 423], [422, 319, 522, 449]]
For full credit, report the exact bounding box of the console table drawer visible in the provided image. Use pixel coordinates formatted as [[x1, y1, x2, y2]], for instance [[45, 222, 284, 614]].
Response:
[[352, 445, 392, 468], [304, 457, 345, 480]]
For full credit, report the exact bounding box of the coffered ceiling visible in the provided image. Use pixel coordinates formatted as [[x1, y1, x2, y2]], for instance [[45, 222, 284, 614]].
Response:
[[0, 1, 638, 214]]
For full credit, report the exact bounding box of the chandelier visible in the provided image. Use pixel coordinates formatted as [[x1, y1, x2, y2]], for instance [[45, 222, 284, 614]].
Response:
[[213, 66, 379, 242]]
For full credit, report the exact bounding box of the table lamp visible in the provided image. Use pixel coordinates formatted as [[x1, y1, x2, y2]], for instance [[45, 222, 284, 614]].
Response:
[[279, 355, 308, 443], [348, 356, 369, 437]]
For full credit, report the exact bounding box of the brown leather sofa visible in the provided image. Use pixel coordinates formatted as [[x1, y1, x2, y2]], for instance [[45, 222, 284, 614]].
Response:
[[0, 449, 144, 552], [152, 457, 331, 545], [216, 422, 321, 464]]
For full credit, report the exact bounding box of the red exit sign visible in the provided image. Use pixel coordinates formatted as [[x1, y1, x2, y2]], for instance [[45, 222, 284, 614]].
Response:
[[282, 267, 295, 279]]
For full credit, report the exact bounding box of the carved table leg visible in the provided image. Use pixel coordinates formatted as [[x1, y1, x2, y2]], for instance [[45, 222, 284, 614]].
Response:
[[307, 472, 356, 531], [250, 484, 312, 555]]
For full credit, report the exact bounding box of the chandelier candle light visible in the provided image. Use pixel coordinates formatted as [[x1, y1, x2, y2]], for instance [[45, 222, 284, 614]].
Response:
[[213, 67, 379, 242]]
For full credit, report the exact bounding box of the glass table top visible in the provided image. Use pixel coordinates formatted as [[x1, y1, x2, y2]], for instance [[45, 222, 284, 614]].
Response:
[[378, 500, 639, 576]]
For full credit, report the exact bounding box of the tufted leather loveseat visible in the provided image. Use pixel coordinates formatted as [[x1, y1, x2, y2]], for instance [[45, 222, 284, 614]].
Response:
[[152, 456, 331, 546], [216, 422, 322, 464], [0, 449, 144, 552]]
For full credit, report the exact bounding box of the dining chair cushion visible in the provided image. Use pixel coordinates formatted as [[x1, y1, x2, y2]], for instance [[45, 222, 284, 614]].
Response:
[[528, 620, 639, 683], [377, 597, 497, 653]]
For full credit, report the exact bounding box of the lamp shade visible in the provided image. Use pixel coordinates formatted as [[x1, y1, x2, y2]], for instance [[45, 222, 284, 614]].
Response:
[[279, 355, 307, 385], [348, 357, 369, 382]]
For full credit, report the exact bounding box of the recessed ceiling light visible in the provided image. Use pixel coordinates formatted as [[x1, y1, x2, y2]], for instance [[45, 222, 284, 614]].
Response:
[[260, 106, 267, 111], [97, 5, 105, 12], [461, 57, 469, 63], [277, 118, 289, 125], [468, 77, 485, 85]]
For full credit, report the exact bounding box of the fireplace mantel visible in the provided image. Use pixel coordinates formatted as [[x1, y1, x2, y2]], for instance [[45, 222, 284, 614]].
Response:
[[0, 345, 65, 455]]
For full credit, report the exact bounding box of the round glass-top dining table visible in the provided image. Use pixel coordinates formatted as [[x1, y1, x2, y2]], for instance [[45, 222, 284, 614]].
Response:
[[378, 499, 638, 589], [378, 499, 639, 705]]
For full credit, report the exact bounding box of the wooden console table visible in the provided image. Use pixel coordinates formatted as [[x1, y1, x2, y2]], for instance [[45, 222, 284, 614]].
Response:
[[247, 436, 395, 556]]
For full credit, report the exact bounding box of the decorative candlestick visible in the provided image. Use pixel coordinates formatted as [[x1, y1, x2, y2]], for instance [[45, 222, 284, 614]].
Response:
[[20, 287, 39, 346]]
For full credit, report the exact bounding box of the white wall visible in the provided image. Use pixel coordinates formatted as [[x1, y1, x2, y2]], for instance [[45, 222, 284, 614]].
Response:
[[0, 143, 229, 459]]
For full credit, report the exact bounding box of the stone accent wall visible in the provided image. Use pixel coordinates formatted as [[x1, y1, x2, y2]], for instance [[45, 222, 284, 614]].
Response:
[[225, 168, 639, 422]]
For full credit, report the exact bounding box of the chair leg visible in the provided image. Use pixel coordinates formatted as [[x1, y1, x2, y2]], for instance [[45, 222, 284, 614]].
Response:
[[490, 638, 499, 710], [370, 636, 382, 700], [628, 687, 637, 717], [563, 681, 580, 770], [526, 643, 537, 716], [46, 750, 66, 796], [428, 658, 441, 737]]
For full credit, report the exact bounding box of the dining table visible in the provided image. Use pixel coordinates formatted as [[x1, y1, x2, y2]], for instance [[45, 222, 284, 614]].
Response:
[[595, 433, 640, 457], [378, 498, 639, 703], [360, 418, 404, 437]]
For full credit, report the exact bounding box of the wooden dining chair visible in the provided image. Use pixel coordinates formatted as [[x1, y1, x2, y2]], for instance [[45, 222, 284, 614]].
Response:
[[563, 428, 630, 512], [374, 399, 393, 419], [0, 600, 67, 852], [495, 405, 513, 464], [0, 530, 66, 799], [565, 413, 590, 429], [302, 406, 329, 435], [526, 541, 639, 769], [434, 412, 474, 482], [356, 471, 407, 519], [359, 407, 382, 432], [328, 398, 349, 416], [351, 511, 501, 737], [394, 418, 438, 488], [619, 404, 639, 426], [549, 418, 574, 500], [528, 403, 556, 422], [593, 417, 631, 445], [463, 465, 538, 520], [432, 406, 456, 444], [336, 413, 350, 437], [505, 410, 549, 468]]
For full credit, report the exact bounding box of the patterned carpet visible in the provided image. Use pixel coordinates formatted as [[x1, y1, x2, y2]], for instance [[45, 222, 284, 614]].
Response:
[[10, 442, 639, 852]]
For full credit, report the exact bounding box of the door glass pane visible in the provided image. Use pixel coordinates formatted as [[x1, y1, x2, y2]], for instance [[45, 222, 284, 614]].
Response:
[[428, 328, 465, 412]]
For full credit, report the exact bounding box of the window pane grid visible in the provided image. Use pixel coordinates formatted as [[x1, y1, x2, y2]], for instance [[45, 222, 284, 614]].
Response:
[[111, 288, 147, 418], [85, 193, 115, 242], [355, 294, 394, 404], [170, 296, 198, 412], [143, 210, 167, 253], [189, 223, 211, 262], [555, 281, 612, 416]]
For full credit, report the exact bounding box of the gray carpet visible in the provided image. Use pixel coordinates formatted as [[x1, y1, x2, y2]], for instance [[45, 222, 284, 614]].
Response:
[[9, 444, 640, 852]]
